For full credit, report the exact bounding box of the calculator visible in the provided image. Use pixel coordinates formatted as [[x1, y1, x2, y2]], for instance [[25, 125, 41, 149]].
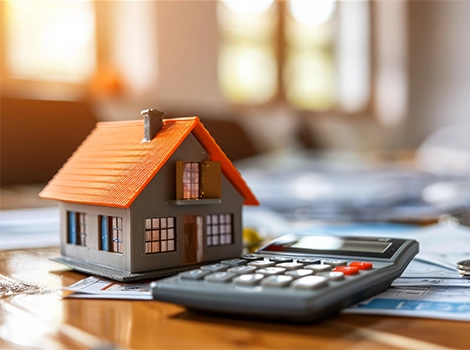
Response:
[[151, 234, 418, 321]]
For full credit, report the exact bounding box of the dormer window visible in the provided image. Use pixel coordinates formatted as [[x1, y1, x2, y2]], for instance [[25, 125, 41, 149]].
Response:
[[183, 162, 200, 199], [174, 160, 221, 204]]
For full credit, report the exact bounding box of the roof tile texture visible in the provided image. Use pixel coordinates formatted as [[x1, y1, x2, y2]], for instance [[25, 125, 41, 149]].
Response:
[[39, 117, 258, 208]]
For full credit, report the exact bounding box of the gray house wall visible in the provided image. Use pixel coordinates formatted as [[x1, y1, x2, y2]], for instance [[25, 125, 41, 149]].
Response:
[[129, 134, 244, 273], [59, 202, 131, 271], [59, 133, 245, 274]]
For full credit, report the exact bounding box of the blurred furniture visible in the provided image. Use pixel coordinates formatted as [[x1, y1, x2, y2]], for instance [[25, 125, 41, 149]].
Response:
[[185, 117, 259, 162], [1, 98, 97, 185]]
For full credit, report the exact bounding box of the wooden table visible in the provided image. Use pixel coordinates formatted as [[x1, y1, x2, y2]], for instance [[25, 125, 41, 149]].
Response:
[[0, 247, 467, 349]]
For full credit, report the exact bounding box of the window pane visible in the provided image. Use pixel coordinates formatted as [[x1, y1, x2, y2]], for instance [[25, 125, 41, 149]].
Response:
[[152, 218, 159, 228], [219, 45, 277, 104], [152, 230, 159, 241], [152, 242, 160, 252], [284, 50, 335, 111]]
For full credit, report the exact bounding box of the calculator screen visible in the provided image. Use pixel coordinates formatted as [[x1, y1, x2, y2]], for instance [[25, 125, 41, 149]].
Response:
[[259, 235, 405, 259]]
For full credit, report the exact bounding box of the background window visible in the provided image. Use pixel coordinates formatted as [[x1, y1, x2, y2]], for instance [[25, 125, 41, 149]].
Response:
[[4, 0, 96, 83], [206, 214, 233, 246], [218, 0, 278, 104], [1, 0, 159, 100], [145, 217, 176, 254], [218, 0, 372, 114]]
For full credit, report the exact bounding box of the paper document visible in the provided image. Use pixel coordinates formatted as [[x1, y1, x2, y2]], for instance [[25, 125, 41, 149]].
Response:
[[64, 276, 152, 300], [345, 286, 470, 321]]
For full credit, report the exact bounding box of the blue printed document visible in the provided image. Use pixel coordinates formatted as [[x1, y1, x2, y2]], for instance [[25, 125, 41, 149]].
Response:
[[344, 286, 470, 321]]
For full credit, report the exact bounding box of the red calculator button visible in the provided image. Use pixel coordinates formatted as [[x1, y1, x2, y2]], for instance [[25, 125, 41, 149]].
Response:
[[333, 266, 359, 275], [350, 261, 373, 270]]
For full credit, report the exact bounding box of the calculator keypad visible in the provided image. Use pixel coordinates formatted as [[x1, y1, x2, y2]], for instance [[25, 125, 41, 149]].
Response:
[[181, 256, 375, 291]]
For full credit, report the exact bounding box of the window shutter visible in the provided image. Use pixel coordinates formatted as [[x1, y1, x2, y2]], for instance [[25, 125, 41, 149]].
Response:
[[201, 161, 221, 199], [176, 160, 184, 200]]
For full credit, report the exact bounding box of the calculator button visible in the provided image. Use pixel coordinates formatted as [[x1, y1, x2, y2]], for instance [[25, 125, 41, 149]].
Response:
[[200, 264, 229, 272], [227, 265, 258, 274], [304, 264, 332, 273], [275, 262, 304, 270], [205, 271, 238, 283], [269, 256, 293, 263], [180, 269, 211, 280], [285, 269, 314, 278], [297, 258, 321, 265], [256, 267, 286, 276], [317, 271, 345, 281], [333, 266, 359, 275], [321, 259, 347, 267], [248, 260, 276, 268], [291, 276, 328, 290], [261, 275, 294, 288], [220, 259, 248, 267], [241, 254, 264, 261], [233, 273, 265, 286], [350, 261, 373, 270]]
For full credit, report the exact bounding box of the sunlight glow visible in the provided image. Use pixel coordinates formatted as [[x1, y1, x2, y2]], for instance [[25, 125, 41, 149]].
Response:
[[219, 46, 277, 104], [288, 0, 336, 25], [5, 0, 96, 83], [284, 51, 335, 111], [222, 0, 274, 15]]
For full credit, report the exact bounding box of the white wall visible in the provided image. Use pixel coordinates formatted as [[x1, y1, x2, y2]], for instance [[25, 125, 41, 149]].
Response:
[[407, 1, 470, 148]]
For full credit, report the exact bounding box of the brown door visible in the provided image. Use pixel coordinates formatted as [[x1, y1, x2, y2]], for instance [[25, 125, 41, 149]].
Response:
[[184, 215, 203, 264]]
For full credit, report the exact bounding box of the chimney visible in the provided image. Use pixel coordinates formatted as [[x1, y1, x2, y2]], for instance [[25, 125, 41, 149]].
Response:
[[141, 109, 165, 142]]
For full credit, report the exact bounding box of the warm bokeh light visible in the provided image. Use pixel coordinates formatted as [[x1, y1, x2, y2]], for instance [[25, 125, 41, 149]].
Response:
[[284, 50, 335, 111], [222, 0, 274, 15], [218, 0, 277, 104], [219, 45, 278, 104], [288, 0, 336, 25], [218, 0, 371, 113], [5, 0, 95, 83]]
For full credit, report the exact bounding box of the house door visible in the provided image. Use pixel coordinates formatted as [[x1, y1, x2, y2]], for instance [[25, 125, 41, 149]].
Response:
[[183, 215, 203, 264]]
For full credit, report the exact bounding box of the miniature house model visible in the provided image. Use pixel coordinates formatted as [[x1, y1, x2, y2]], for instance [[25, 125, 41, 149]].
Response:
[[40, 109, 258, 281]]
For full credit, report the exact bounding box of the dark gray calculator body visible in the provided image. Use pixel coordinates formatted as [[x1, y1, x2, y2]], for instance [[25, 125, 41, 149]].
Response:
[[151, 234, 418, 321]]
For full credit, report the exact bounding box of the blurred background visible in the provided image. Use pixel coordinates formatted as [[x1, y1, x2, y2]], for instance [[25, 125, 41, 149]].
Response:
[[1, 0, 470, 191]]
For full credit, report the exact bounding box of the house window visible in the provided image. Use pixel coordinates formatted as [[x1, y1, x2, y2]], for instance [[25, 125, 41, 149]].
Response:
[[67, 211, 87, 246], [176, 160, 221, 200], [145, 217, 176, 254], [206, 214, 233, 246], [99, 216, 123, 254], [183, 162, 200, 199]]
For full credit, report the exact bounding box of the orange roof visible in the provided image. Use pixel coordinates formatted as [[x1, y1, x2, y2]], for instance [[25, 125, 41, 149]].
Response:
[[39, 117, 259, 208]]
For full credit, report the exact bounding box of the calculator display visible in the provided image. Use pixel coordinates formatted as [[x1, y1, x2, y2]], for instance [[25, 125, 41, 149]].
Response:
[[258, 235, 406, 259]]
